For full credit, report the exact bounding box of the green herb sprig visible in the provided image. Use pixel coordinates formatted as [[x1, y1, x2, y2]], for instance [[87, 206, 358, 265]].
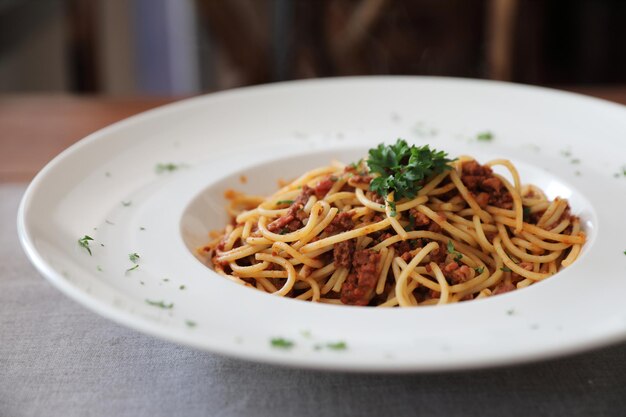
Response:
[[367, 139, 453, 206], [78, 235, 94, 255], [270, 337, 294, 349], [145, 299, 173, 309]]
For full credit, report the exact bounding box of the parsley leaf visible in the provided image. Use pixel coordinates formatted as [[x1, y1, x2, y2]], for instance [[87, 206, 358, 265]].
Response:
[[129, 253, 140, 263], [270, 337, 294, 349], [126, 264, 139, 273], [476, 131, 493, 141], [387, 200, 397, 217], [276, 200, 294, 205], [501, 266, 512, 272], [78, 235, 94, 256], [326, 341, 347, 350], [145, 299, 173, 309], [155, 163, 183, 174], [446, 240, 463, 261], [474, 266, 485, 274], [367, 139, 453, 201]]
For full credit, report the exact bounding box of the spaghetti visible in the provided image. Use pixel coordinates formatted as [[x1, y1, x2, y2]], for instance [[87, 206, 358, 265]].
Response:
[[199, 140, 585, 307]]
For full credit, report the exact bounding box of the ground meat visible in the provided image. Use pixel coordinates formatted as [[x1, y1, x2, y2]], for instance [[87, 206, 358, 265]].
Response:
[[493, 282, 516, 295], [461, 160, 513, 209], [314, 177, 334, 199], [325, 212, 354, 235], [267, 186, 314, 233], [393, 240, 412, 257], [348, 174, 372, 186], [333, 240, 355, 268], [408, 209, 442, 233], [365, 191, 385, 204], [475, 192, 490, 208], [341, 249, 381, 306], [441, 261, 472, 284], [266, 212, 298, 233], [428, 246, 448, 264]]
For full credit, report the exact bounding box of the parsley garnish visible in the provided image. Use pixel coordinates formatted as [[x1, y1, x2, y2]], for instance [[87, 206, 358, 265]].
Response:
[[139, 227, 146, 231], [446, 240, 463, 261], [623, 250, 626, 255], [326, 341, 347, 350], [185, 320, 196, 327], [129, 253, 140, 263], [126, 264, 139, 273], [571, 158, 580, 164], [279, 228, 290, 235], [501, 266, 512, 272], [179, 285, 186, 290], [145, 299, 173, 309], [105, 220, 115, 225], [506, 309, 515, 316], [78, 235, 94, 255], [121, 201, 132, 207], [474, 266, 484, 274], [387, 200, 397, 217], [367, 139, 453, 202], [270, 337, 294, 349], [155, 163, 182, 174], [276, 200, 294, 205], [476, 131, 493, 141], [97, 265, 103, 272]]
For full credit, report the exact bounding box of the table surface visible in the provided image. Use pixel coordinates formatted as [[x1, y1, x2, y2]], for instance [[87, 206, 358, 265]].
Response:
[[2, 85, 626, 417]]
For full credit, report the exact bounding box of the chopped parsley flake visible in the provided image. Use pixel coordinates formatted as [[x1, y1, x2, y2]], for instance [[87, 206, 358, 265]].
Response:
[[446, 240, 463, 261], [506, 309, 515, 316], [623, 250, 626, 255], [145, 299, 173, 309], [126, 264, 139, 273], [276, 200, 294, 205], [155, 163, 183, 174], [270, 337, 294, 349], [474, 266, 484, 274], [179, 285, 186, 290], [78, 235, 94, 255], [387, 200, 397, 217], [121, 201, 132, 207], [571, 158, 580, 164], [501, 266, 512, 272], [140, 227, 146, 231], [105, 220, 115, 225], [129, 253, 140, 263], [326, 341, 347, 350], [560, 149, 572, 157], [163, 278, 169, 282], [96, 265, 103, 272], [476, 131, 493, 141], [185, 320, 196, 327]]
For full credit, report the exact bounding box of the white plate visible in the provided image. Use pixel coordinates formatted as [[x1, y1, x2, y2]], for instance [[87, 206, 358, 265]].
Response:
[[18, 77, 626, 372]]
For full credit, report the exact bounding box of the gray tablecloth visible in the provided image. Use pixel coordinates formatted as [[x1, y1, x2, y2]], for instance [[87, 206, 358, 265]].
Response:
[[2, 183, 626, 417]]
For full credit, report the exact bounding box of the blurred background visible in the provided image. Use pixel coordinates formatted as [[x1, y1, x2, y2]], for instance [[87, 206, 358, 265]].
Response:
[[2, 0, 626, 96]]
